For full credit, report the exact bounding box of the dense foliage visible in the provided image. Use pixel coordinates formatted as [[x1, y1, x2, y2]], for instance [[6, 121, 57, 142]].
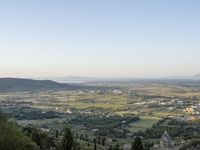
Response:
[[23, 127, 56, 150], [0, 112, 38, 150]]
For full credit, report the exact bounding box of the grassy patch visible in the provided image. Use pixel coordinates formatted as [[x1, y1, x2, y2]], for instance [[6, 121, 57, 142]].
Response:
[[127, 116, 161, 133]]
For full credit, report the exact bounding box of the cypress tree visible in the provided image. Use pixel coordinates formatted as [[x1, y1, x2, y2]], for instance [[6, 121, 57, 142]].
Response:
[[61, 127, 74, 150], [93, 138, 97, 150], [131, 136, 144, 150]]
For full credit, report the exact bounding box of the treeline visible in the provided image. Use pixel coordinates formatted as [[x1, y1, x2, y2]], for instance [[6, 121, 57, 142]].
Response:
[[3, 107, 64, 120], [70, 116, 139, 129], [0, 112, 146, 150]]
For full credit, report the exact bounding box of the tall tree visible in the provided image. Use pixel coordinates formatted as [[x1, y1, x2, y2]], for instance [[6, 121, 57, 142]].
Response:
[[55, 130, 59, 138], [131, 136, 144, 150], [61, 127, 74, 150], [93, 138, 97, 150]]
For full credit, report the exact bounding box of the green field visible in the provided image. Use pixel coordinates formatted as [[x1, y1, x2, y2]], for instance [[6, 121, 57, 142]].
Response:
[[127, 116, 161, 133]]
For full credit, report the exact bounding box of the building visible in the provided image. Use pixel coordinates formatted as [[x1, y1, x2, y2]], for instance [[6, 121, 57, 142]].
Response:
[[160, 131, 174, 148], [151, 131, 178, 150]]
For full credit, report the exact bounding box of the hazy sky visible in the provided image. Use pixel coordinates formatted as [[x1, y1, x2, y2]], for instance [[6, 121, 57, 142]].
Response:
[[0, 0, 200, 78]]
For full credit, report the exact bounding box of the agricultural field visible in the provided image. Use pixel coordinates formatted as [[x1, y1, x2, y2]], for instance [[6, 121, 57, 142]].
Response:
[[127, 116, 161, 133]]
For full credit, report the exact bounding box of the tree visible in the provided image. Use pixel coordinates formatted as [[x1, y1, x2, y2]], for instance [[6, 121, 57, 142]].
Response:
[[61, 127, 74, 150], [93, 138, 97, 150], [113, 143, 120, 150], [23, 127, 55, 150], [108, 145, 112, 150], [56, 130, 59, 138], [102, 137, 106, 146], [97, 136, 101, 144], [73, 140, 81, 150], [131, 137, 144, 150], [0, 112, 38, 150]]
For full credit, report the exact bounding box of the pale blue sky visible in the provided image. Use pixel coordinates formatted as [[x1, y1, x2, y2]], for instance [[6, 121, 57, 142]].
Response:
[[0, 0, 199, 78]]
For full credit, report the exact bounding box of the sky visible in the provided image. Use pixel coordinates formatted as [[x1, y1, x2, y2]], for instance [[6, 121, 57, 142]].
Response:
[[0, 0, 200, 78]]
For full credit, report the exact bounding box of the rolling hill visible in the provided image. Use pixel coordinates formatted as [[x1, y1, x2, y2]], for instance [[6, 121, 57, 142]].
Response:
[[0, 78, 74, 92]]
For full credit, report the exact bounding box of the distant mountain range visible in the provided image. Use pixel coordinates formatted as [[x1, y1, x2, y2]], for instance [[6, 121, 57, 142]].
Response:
[[165, 73, 200, 80], [193, 73, 200, 79], [48, 76, 100, 83], [0, 78, 74, 92], [50, 74, 200, 83]]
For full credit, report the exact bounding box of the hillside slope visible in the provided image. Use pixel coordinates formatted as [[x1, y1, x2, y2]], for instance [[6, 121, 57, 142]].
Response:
[[0, 78, 73, 92]]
